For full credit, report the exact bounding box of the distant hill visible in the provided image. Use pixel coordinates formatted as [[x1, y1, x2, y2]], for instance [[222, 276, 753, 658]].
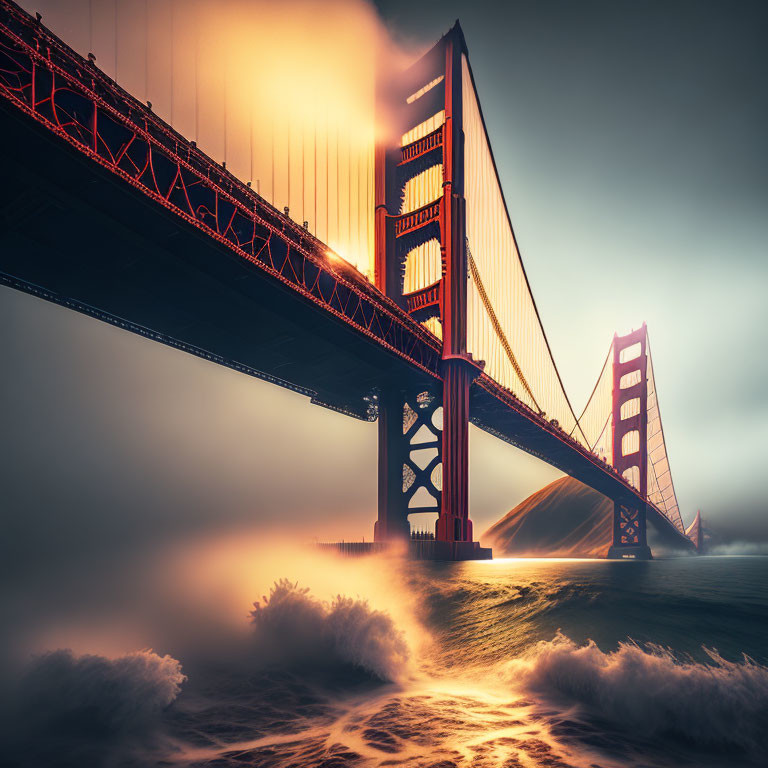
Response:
[[482, 476, 612, 558]]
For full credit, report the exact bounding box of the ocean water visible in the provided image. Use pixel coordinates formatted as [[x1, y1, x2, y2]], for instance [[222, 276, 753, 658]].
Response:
[[7, 554, 768, 767], [162, 555, 768, 768]]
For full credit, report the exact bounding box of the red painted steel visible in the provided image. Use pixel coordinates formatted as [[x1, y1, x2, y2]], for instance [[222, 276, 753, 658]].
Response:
[[394, 200, 441, 238], [404, 280, 441, 315], [610, 324, 649, 551], [437, 357, 481, 541], [612, 325, 649, 500], [375, 24, 481, 547], [399, 125, 443, 165], [435, 31, 475, 543]]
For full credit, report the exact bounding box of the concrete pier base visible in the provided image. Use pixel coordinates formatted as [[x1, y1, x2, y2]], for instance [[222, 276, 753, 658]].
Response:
[[409, 539, 492, 561], [317, 540, 492, 561], [607, 545, 653, 560]]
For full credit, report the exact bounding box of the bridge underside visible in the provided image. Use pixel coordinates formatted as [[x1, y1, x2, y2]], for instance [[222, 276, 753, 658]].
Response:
[[0, 103, 435, 415]]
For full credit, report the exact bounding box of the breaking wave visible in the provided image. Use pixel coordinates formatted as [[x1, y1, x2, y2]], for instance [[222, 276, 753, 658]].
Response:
[[249, 579, 410, 682], [508, 633, 768, 753], [4, 648, 185, 766]]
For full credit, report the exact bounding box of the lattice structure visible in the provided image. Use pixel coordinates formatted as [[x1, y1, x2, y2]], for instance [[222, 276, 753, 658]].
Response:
[[401, 396, 442, 513], [614, 504, 642, 547], [374, 388, 443, 541]]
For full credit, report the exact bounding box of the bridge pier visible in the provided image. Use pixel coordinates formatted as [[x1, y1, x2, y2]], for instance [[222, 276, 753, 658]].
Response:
[[374, 390, 411, 543], [373, 374, 491, 560], [374, 385, 443, 544], [606, 502, 652, 560]]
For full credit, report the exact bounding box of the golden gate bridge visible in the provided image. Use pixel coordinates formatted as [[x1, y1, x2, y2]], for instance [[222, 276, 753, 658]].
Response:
[[0, 0, 700, 559]]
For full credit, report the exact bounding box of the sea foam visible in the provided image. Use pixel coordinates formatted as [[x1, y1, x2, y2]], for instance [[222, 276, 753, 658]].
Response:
[[250, 579, 409, 682], [4, 648, 185, 766], [507, 633, 768, 752]]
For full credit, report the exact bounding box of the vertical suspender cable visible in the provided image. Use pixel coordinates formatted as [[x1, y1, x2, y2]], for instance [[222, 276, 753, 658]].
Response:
[[335, 125, 339, 247], [194, 1, 199, 144], [169, 0, 174, 127], [348, 144, 353, 261], [271, 116, 275, 206], [143, 0, 147, 100], [114, 0, 118, 81], [112, 0, 116, 81], [144, 0, 148, 104], [223, 19, 227, 167], [249, 100, 254, 187], [286, 119, 290, 213]]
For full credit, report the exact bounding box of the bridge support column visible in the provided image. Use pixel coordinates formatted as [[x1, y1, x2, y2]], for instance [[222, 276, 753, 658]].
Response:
[[374, 389, 410, 543], [436, 357, 473, 543], [373, 374, 491, 560], [431, 356, 491, 559], [607, 502, 652, 560]]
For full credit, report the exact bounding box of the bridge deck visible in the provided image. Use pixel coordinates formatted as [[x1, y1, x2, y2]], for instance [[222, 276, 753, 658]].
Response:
[[0, 99, 438, 420]]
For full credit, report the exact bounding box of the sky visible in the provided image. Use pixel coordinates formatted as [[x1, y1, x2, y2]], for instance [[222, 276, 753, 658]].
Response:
[[2, 0, 767, 621]]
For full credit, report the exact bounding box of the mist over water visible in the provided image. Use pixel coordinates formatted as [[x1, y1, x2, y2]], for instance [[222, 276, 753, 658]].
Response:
[[3, 538, 767, 768]]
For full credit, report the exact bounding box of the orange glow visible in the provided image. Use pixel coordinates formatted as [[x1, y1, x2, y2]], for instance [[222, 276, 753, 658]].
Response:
[[30, 0, 422, 276]]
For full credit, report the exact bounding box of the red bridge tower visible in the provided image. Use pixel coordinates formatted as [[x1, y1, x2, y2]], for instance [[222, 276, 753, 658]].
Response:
[[607, 324, 652, 559], [373, 24, 489, 559]]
